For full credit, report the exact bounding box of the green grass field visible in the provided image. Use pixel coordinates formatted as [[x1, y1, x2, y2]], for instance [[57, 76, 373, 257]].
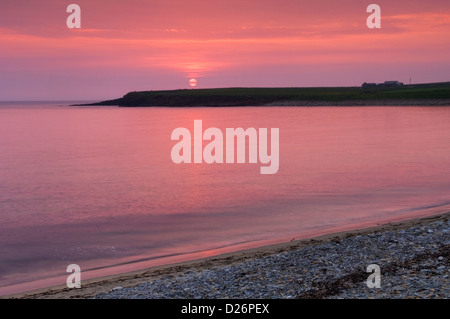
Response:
[[90, 82, 450, 106]]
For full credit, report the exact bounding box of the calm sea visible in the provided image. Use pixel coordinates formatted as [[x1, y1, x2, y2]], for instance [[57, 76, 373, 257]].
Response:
[[1, 102, 450, 295]]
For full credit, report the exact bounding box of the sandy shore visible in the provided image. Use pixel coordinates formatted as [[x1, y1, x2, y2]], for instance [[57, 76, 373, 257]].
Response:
[[5, 210, 449, 299]]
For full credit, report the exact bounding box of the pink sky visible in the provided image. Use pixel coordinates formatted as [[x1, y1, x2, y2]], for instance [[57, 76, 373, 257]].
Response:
[[1, 0, 449, 100]]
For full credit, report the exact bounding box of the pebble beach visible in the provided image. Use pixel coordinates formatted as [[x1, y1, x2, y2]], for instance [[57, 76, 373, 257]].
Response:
[[9, 212, 449, 299], [94, 214, 449, 299]]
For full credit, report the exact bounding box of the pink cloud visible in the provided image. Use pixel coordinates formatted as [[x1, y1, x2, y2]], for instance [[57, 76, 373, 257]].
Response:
[[0, 1, 449, 99]]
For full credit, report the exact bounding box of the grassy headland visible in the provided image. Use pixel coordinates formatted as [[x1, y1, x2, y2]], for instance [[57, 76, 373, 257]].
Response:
[[83, 82, 450, 107]]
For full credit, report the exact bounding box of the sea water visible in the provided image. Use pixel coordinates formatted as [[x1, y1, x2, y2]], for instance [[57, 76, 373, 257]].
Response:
[[1, 103, 449, 294]]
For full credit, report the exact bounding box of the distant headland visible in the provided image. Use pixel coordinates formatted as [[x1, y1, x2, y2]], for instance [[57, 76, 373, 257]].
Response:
[[78, 82, 450, 107]]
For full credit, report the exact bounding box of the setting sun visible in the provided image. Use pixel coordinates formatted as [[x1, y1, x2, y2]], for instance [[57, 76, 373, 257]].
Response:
[[189, 78, 198, 88]]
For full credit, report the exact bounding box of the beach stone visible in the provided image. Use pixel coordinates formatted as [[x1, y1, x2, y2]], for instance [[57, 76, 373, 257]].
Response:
[[93, 216, 450, 299]]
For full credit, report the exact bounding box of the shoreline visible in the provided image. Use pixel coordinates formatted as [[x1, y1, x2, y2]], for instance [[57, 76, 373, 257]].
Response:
[[5, 210, 449, 299], [263, 99, 450, 106], [81, 99, 450, 107]]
